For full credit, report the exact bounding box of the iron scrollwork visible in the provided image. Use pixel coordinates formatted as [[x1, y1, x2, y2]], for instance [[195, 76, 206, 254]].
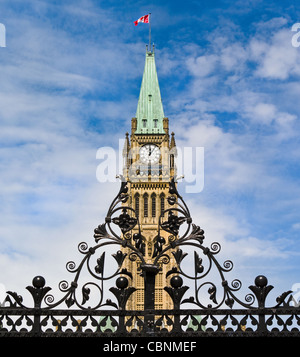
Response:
[[1, 176, 299, 337]]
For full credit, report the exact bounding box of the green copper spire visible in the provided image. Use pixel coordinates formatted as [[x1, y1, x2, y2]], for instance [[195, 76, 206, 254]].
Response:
[[135, 47, 165, 134]]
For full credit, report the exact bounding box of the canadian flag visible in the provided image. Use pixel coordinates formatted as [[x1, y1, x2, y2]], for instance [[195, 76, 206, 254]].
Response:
[[134, 14, 149, 26]]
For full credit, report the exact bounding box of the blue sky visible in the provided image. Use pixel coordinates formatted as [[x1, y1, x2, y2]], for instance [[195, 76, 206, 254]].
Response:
[[0, 0, 300, 305]]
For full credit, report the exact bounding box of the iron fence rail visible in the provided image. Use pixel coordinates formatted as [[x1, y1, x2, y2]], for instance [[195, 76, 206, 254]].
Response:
[[1, 307, 300, 337]]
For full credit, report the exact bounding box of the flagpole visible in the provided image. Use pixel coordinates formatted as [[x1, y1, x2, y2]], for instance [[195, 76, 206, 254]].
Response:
[[149, 13, 151, 51]]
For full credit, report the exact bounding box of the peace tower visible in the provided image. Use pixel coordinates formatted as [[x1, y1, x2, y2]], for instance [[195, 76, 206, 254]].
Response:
[[121, 45, 178, 310]]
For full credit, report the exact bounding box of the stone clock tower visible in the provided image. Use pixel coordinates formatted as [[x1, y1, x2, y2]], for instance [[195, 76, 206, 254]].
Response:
[[122, 46, 177, 310]]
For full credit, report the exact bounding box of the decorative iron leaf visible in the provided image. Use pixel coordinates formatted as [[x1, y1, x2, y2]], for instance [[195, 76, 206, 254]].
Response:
[[190, 224, 205, 243], [266, 314, 275, 327], [181, 296, 195, 305], [65, 296, 75, 308], [249, 283, 274, 306], [112, 250, 127, 267], [136, 316, 144, 328], [190, 315, 202, 331], [240, 314, 249, 328], [15, 315, 25, 327], [161, 211, 186, 235], [112, 208, 137, 233], [166, 267, 179, 278], [79, 315, 88, 328], [117, 178, 128, 196], [105, 299, 118, 309], [219, 314, 228, 327], [155, 315, 164, 327], [133, 233, 145, 255], [6, 291, 24, 308], [208, 285, 218, 304], [229, 314, 239, 327], [99, 316, 109, 327], [172, 249, 188, 265], [119, 194, 129, 203], [95, 252, 105, 275], [59, 315, 69, 327], [125, 315, 134, 327], [210, 314, 219, 327], [275, 290, 293, 307], [286, 314, 294, 327], [194, 251, 204, 274], [152, 235, 165, 258], [71, 315, 80, 328], [169, 177, 179, 197], [181, 315, 189, 326], [225, 296, 235, 308], [200, 314, 209, 328], [167, 195, 177, 205], [110, 316, 118, 327], [94, 224, 112, 242], [164, 286, 189, 306], [123, 287, 136, 306], [119, 268, 133, 279], [109, 286, 136, 309], [81, 286, 90, 305], [166, 315, 174, 326]]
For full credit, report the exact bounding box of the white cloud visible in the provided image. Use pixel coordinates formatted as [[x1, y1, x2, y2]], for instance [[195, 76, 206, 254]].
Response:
[[0, 5, 140, 296], [250, 29, 300, 79], [254, 16, 289, 31], [293, 223, 300, 230], [241, 100, 298, 140], [173, 115, 268, 193], [183, 198, 292, 287], [0, 179, 119, 295], [166, 20, 300, 287], [226, 236, 291, 259], [220, 43, 248, 71], [251, 103, 277, 124], [186, 55, 218, 77]]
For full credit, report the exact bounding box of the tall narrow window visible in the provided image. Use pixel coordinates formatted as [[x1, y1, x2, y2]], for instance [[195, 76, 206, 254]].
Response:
[[170, 154, 174, 168], [143, 193, 148, 217], [134, 193, 140, 217], [160, 193, 165, 217], [153, 119, 158, 128], [142, 119, 147, 128], [151, 193, 156, 218]]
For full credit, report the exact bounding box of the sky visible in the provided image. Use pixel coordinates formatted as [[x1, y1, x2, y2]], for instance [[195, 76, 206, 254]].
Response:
[[0, 0, 300, 307]]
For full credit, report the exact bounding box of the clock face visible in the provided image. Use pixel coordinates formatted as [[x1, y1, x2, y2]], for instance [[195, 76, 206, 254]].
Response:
[[140, 144, 160, 164]]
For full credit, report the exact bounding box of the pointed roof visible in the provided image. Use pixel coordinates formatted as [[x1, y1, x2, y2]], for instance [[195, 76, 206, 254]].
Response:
[[135, 47, 165, 134], [170, 132, 176, 149]]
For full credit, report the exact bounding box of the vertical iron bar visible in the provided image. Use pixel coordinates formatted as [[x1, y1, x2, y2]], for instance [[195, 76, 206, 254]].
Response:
[[141, 264, 159, 334]]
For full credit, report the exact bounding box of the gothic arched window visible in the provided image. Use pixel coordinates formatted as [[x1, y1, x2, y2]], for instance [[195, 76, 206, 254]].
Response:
[[143, 193, 148, 217], [160, 193, 165, 217], [151, 193, 156, 218], [134, 193, 140, 217], [170, 154, 174, 169]]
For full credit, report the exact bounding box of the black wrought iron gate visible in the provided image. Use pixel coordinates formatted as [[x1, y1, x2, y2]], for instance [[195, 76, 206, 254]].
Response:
[[1, 178, 299, 338]]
